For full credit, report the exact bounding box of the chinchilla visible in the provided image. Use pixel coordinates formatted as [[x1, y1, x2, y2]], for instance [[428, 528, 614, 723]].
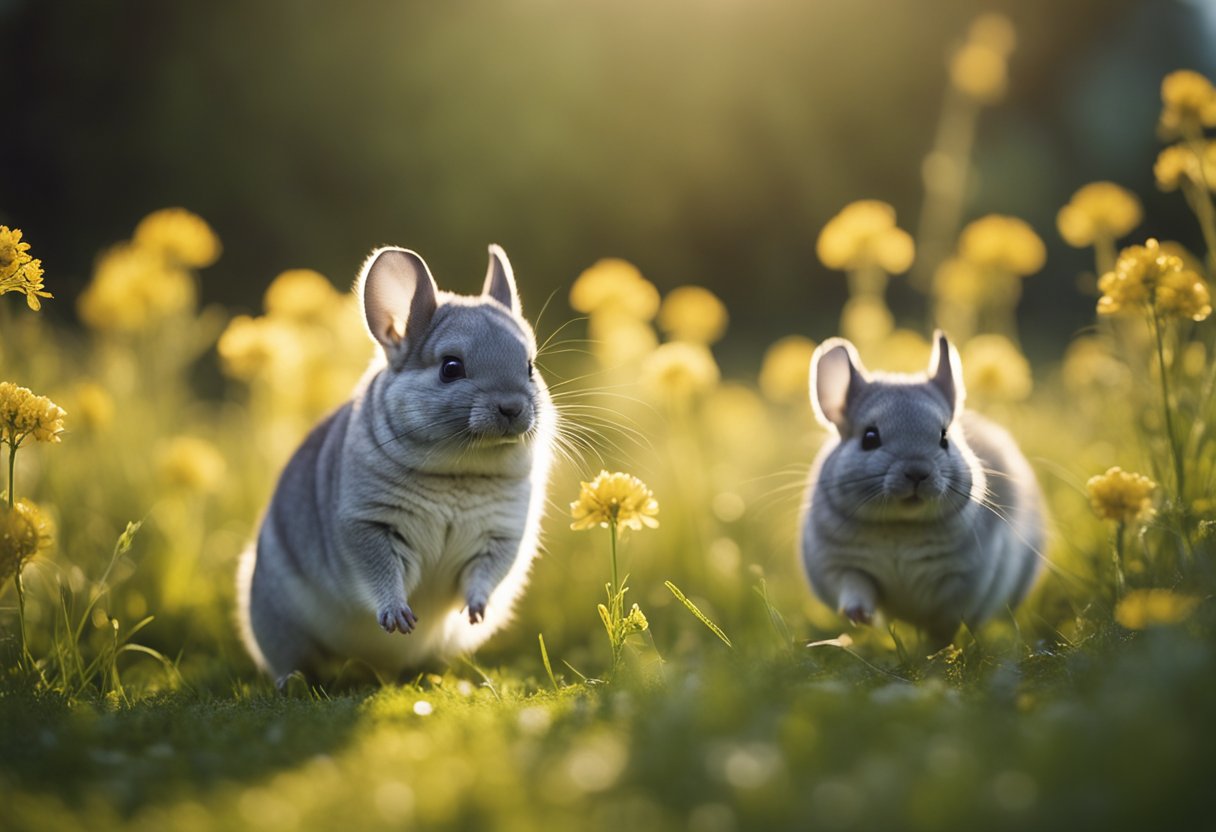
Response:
[[237, 244, 554, 684], [800, 330, 1044, 648]]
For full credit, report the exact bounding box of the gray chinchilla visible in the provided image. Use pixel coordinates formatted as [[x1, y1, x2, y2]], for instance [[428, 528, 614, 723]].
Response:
[[237, 244, 554, 684], [801, 330, 1044, 648]]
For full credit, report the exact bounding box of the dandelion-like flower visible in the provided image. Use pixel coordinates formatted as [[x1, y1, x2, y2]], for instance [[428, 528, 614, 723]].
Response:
[[570, 471, 659, 531], [759, 335, 817, 404], [1056, 182, 1143, 247], [1158, 69, 1216, 138], [958, 215, 1045, 276], [0, 382, 66, 447], [0, 226, 52, 311], [640, 342, 720, 402], [133, 208, 221, 269], [840, 295, 895, 344], [0, 499, 51, 585], [961, 335, 1032, 402], [1087, 466, 1156, 524], [1097, 238, 1211, 321], [78, 244, 196, 332], [816, 200, 915, 274], [1154, 142, 1216, 192], [1115, 589, 1201, 630], [569, 259, 661, 320], [657, 286, 728, 345], [950, 17, 1013, 107], [216, 315, 303, 382], [263, 269, 340, 323], [157, 436, 227, 493]]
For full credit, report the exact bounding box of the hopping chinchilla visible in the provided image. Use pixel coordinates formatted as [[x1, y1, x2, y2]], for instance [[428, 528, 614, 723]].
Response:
[[237, 245, 554, 684], [800, 331, 1044, 648]]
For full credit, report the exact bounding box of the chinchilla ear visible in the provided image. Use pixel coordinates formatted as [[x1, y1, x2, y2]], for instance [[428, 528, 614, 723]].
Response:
[[482, 243, 521, 315], [928, 329, 965, 415], [359, 247, 439, 354], [811, 338, 868, 431]]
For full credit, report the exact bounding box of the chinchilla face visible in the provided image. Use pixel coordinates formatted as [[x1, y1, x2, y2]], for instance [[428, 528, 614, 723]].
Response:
[[810, 331, 982, 521], [358, 244, 548, 453]]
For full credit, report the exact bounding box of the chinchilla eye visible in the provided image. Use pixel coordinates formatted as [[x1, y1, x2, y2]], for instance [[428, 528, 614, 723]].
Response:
[[527, 360, 534, 379], [439, 356, 466, 383], [861, 426, 881, 451], [940, 427, 949, 450]]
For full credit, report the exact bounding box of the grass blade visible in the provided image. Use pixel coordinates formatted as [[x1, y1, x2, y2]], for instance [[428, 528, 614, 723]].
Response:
[[665, 581, 732, 649]]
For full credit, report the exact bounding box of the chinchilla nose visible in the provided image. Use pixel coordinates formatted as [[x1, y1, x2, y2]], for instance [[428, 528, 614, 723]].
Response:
[[498, 401, 523, 419], [905, 467, 930, 487], [495, 394, 532, 433]]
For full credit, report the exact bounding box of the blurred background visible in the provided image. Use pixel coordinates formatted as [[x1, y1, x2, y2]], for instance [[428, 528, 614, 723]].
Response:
[[4, 0, 1215, 369]]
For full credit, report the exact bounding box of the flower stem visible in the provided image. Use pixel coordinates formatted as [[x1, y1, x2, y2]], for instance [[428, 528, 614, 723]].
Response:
[[1182, 127, 1216, 272], [608, 519, 623, 674], [14, 571, 31, 673], [1112, 521, 1126, 600], [1150, 312, 1186, 499], [1094, 235, 1116, 279], [7, 440, 16, 509]]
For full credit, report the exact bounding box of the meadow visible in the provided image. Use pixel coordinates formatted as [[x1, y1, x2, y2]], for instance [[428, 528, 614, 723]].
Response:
[[3, 33, 1216, 831]]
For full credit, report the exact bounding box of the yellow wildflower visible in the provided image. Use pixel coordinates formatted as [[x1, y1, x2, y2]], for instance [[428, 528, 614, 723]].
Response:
[[657, 286, 728, 344], [78, 244, 196, 332], [950, 42, 1007, 104], [816, 200, 915, 273], [958, 215, 1045, 275], [758, 335, 817, 404], [0, 226, 52, 311], [1056, 182, 1142, 247], [133, 208, 221, 269], [0, 499, 51, 584], [640, 342, 720, 402], [216, 315, 303, 382], [871, 330, 933, 374], [1115, 589, 1201, 630], [1158, 69, 1216, 138], [1061, 337, 1129, 393], [570, 470, 659, 531], [569, 259, 660, 320], [967, 13, 1016, 56], [0, 382, 66, 447], [840, 295, 894, 344], [157, 436, 226, 493], [1097, 238, 1211, 321], [587, 312, 659, 368], [622, 603, 649, 635], [1154, 141, 1216, 191], [1086, 466, 1156, 524], [961, 335, 1032, 402], [72, 382, 115, 432], [264, 269, 340, 323], [706, 384, 774, 460], [932, 258, 985, 305]]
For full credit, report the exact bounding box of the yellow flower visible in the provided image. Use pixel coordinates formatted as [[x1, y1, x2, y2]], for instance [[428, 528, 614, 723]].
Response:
[[78, 244, 196, 332], [1153, 142, 1216, 191], [216, 315, 303, 382], [1115, 589, 1201, 630], [657, 286, 728, 345], [589, 313, 659, 368], [1061, 337, 1129, 393], [264, 269, 340, 322], [1097, 238, 1211, 321], [157, 436, 227, 493], [840, 295, 894, 344], [0, 382, 66, 447], [1086, 466, 1156, 524], [640, 342, 720, 402], [72, 382, 115, 433], [817, 200, 915, 273], [967, 13, 1016, 56], [622, 603, 649, 635], [570, 470, 659, 531], [0, 499, 51, 584], [870, 329, 933, 374], [932, 258, 985, 305], [758, 335, 817, 404], [569, 259, 660, 320], [1158, 69, 1216, 138], [0, 226, 52, 311], [958, 215, 1045, 275], [1056, 182, 1143, 247], [961, 335, 1032, 402], [133, 208, 221, 269], [950, 42, 1007, 104]]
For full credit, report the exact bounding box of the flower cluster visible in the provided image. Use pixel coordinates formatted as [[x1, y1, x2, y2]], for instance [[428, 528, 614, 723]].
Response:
[[758, 335, 817, 404], [657, 286, 728, 345], [640, 342, 720, 404], [0, 382, 66, 447], [78, 209, 219, 333], [1096, 238, 1212, 321], [1086, 466, 1157, 524], [0, 226, 51, 311], [1114, 589, 1201, 630], [157, 436, 227, 494], [1056, 182, 1142, 248], [1154, 141, 1216, 192], [816, 200, 915, 274], [948, 13, 1016, 104], [570, 471, 660, 531], [0, 499, 51, 585], [1158, 69, 1216, 138], [961, 335, 1032, 403], [569, 258, 662, 367], [957, 215, 1045, 276]]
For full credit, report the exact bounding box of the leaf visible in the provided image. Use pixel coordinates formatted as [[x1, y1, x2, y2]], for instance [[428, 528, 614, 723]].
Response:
[[664, 581, 732, 649], [538, 633, 559, 692]]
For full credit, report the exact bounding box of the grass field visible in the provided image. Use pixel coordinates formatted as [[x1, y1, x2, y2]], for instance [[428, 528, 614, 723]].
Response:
[[3, 56, 1216, 832]]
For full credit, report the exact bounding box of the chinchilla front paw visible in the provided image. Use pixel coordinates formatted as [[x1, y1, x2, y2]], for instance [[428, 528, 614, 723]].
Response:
[[378, 602, 418, 634], [842, 602, 874, 626], [466, 597, 487, 625]]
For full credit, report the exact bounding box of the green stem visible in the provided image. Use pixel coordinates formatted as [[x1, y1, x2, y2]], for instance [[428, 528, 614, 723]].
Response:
[[1182, 127, 1216, 273], [1112, 521, 1126, 600], [7, 439, 16, 508], [1094, 235, 1116, 279], [14, 571, 32, 673], [1150, 312, 1186, 499], [607, 519, 623, 674]]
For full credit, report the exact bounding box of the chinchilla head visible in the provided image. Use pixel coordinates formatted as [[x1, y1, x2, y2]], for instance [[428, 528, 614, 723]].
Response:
[[810, 330, 982, 520], [358, 244, 548, 454]]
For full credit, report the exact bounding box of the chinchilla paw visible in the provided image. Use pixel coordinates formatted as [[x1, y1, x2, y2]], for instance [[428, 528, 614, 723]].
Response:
[[378, 603, 418, 634]]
